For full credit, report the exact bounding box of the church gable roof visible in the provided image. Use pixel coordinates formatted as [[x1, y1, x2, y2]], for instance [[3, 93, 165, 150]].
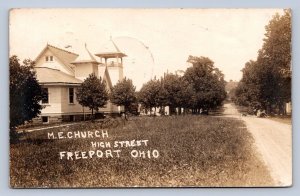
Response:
[[35, 44, 79, 72], [35, 67, 82, 85], [71, 44, 99, 64]]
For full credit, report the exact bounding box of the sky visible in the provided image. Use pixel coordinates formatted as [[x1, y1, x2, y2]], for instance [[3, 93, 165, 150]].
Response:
[[9, 9, 283, 89]]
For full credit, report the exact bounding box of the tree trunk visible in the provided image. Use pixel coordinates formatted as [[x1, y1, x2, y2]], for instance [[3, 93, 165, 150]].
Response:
[[124, 105, 128, 121], [283, 102, 287, 115], [160, 106, 164, 116], [91, 108, 94, 121], [278, 101, 286, 115]]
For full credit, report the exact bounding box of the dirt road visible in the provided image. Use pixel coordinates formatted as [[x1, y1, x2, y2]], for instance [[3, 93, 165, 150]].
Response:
[[222, 103, 292, 186]]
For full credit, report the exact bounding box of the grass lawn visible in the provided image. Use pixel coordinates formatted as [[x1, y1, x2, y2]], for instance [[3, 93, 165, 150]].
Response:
[[10, 115, 273, 187]]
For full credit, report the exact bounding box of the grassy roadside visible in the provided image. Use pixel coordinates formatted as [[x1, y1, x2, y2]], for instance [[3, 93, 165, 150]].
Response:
[[10, 115, 274, 187], [234, 105, 292, 125], [268, 116, 292, 125]]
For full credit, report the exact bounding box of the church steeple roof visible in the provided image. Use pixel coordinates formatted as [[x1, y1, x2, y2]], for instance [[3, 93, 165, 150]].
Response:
[[71, 44, 99, 64], [95, 38, 127, 58]]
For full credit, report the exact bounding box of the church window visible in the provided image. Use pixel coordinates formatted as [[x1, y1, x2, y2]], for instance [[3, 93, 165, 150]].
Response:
[[69, 87, 74, 104], [45, 56, 54, 62], [41, 88, 49, 104], [42, 116, 49, 123]]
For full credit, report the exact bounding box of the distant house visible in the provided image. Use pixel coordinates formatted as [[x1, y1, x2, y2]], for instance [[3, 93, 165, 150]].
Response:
[[33, 40, 126, 123]]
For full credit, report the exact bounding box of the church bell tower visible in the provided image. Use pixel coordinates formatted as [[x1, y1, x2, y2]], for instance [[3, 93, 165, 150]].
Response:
[[95, 38, 127, 86]]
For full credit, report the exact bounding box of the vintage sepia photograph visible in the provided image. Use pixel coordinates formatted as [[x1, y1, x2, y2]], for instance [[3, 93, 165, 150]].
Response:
[[9, 8, 292, 188]]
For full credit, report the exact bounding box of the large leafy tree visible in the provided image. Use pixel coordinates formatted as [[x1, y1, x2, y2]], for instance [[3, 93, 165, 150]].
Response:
[[259, 10, 291, 114], [160, 73, 195, 114], [261, 10, 291, 79], [234, 10, 291, 114], [234, 60, 262, 109], [173, 77, 196, 113], [110, 78, 137, 116], [184, 56, 226, 113], [10, 55, 43, 141], [160, 74, 180, 113], [138, 78, 161, 115], [76, 74, 109, 118]]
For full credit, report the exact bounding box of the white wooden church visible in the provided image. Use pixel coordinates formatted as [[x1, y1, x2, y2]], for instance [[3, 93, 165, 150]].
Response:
[[33, 40, 126, 123]]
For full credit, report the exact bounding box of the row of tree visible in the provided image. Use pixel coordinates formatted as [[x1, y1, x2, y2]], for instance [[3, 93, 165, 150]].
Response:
[[139, 56, 226, 115], [76, 56, 226, 117], [233, 10, 291, 115]]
